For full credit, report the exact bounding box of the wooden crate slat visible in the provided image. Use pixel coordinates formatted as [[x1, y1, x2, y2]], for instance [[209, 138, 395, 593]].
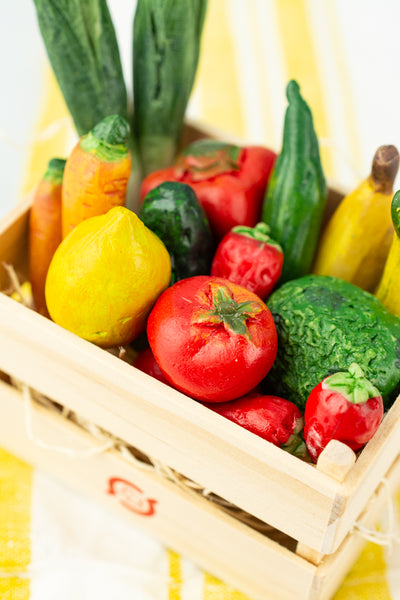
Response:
[[0, 293, 340, 552], [0, 379, 317, 600]]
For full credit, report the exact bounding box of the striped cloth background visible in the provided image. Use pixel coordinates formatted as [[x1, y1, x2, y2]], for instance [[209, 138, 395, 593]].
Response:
[[2, 1, 400, 598]]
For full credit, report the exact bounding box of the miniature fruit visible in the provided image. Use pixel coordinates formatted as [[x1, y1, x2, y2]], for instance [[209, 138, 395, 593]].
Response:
[[304, 364, 384, 462], [29, 157, 65, 316], [139, 181, 215, 284], [376, 190, 400, 315], [265, 274, 400, 409], [147, 276, 278, 402], [210, 222, 283, 299], [314, 145, 399, 292], [46, 206, 171, 348], [140, 139, 277, 239], [204, 391, 306, 456], [62, 114, 131, 238], [261, 80, 326, 283]]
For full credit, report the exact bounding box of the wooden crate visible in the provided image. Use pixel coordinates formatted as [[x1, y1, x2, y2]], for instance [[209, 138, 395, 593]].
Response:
[[0, 166, 400, 599]]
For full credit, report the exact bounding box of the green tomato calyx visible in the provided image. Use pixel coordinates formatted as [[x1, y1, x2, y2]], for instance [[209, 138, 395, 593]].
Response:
[[193, 283, 262, 338]]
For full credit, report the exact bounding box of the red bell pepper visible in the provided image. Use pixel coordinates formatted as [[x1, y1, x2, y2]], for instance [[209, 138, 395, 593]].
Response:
[[211, 222, 283, 299], [204, 391, 306, 456], [140, 139, 277, 239], [304, 363, 384, 462]]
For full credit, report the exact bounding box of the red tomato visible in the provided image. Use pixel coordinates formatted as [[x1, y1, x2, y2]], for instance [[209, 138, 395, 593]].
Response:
[[147, 276, 278, 402], [134, 347, 171, 386]]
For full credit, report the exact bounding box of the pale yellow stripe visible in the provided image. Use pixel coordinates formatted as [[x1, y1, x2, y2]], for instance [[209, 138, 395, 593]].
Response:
[[247, 2, 275, 144], [194, 0, 245, 139], [168, 549, 182, 600], [323, 1, 363, 175], [203, 572, 250, 599], [21, 65, 72, 196], [0, 448, 33, 599], [333, 541, 392, 599], [274, 0, 333, 177]]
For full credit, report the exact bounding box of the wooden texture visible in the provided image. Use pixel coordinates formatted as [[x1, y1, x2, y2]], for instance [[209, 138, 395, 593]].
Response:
[[0, 289, 341, 552], [1, 190, 400, 558], [1, 124, 400, 599], [317, 440, 357, 483], [0, 378, 399, 600]]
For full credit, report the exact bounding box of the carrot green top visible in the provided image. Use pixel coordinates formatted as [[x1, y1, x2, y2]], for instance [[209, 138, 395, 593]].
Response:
[[43, 158, 66, 185], [80, 114, 130, 162]]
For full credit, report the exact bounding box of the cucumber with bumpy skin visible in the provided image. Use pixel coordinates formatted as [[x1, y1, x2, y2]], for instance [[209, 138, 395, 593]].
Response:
[[262, 81, 327, 283]]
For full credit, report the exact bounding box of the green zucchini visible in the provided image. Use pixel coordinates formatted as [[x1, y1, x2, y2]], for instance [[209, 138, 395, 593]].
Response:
[[138, 181, 215, 284], [262, 80, 327, 283], [33, 0, 128, 136]]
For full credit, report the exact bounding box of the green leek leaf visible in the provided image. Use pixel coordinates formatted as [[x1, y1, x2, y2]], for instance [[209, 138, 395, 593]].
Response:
[[33, 0, 128, 136], [132, 0, 207, 176]]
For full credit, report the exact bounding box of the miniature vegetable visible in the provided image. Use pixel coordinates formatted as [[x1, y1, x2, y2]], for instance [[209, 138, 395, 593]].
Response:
[[304, 363, 384, 462], [133, 0, 208, 175], [140, 139, 277, 239], [204, 391, 306, 456], [29, 158, 65, 316], [134, 347, 171, 386], [46, 206, 171, 348], [376, 190, 400, 316], [33, 0, 127, 136], [62, 114, 131, 238], [147, 276, 278, 402], [138, 181, 215, 284], [261, 80, 327, 283], [265, 274, 400, 410], [314, 145, 399, 292], [210, 222, 283, 300]]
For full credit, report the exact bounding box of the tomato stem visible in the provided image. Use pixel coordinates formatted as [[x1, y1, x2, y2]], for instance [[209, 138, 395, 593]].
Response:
[[193, 284, 262, 337]]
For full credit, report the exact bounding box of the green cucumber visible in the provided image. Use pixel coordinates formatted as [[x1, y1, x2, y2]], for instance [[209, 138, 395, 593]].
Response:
[[138, 181, 215, 284], [262, 80, 327, 283]]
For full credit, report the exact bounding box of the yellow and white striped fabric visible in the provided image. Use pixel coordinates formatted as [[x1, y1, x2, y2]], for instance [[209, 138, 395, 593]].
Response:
[[2, 1, 400, 598]]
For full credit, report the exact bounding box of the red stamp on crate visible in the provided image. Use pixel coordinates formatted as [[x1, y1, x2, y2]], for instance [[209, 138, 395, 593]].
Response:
[[107, 477, 157, 516]]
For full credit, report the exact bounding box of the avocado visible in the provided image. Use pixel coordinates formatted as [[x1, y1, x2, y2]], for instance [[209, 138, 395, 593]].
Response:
[[264, 274, 400, 410]]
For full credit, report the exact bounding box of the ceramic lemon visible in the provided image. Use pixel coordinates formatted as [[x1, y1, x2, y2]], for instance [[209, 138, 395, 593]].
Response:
[[45, 206, 171, 347]]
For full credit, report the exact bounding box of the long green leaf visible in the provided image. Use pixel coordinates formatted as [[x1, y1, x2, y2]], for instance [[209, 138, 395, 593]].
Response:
[[33, 0, 128, 135], [132, 0, 208, 175]]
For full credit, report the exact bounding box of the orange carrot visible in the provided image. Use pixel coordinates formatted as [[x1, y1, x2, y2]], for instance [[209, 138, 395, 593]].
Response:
[[62, 114, 131, 238], [29, 157, 65, 316]]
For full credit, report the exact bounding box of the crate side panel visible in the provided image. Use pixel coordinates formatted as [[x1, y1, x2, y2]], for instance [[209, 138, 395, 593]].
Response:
[[315, 456, 400, 600], [0, 380, 317, 600], [328, 398, 400, 553], [0, 294, 342, 552]]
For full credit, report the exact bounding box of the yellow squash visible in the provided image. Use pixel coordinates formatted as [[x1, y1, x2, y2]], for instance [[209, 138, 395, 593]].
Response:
[[45, 206, 171, 348], [376, 190, 400, 316], [313, 145, 399, 292]]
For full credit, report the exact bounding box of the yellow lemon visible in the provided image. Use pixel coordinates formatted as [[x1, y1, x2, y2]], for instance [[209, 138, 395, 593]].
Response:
[[45, 206, 171, 347]]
